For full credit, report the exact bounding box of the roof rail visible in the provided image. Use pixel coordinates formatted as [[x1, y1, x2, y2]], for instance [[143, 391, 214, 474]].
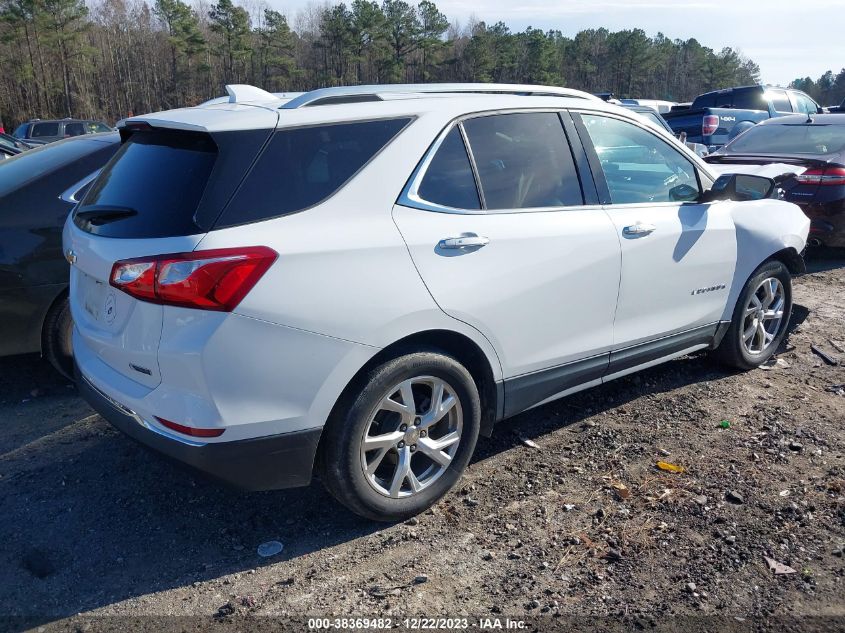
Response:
[[280, 83, 601, 109]]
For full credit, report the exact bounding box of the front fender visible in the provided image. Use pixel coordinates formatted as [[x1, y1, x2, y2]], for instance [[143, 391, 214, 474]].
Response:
[[721, 199, 809, 321]]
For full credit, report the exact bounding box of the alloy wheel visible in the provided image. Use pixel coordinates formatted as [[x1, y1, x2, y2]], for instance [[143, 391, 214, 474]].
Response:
[[359, 376, 463, 498], [741, 277, 785, 355]]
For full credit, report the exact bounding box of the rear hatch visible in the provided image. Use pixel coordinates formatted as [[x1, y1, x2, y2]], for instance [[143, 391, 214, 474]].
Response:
[[66, 110, 277, 388]]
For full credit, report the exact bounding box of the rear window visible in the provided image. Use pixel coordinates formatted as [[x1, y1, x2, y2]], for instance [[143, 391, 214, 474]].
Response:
[[31, 122, 60, 138], [692, 94, 717, 109], [725, 124, 845, 155], [0, 137, 110, 198], [215, 118, 411, 227], [767, 90, 793, 113], [74, 130, 217, 238]]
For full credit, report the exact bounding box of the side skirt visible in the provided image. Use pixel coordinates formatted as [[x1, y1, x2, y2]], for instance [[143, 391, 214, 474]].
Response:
[[499, 323, 721, 421]]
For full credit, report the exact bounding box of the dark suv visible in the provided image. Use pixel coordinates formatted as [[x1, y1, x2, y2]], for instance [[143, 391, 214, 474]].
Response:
[[13, 119, 113, 144], [0, 133, 120, 376]]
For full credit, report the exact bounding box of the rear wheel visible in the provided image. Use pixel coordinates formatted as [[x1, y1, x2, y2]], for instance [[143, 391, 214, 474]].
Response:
[[320, 350, 481, 522], [713, 260, 792, 369], [42, 296, 74, 380]]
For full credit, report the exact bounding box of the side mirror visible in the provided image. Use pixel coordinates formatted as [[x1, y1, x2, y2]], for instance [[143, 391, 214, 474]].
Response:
[[669, 183, 700, 202], [699, 173, 777, 203]]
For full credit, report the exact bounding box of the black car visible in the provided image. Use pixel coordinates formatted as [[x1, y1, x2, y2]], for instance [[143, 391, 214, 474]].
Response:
[[0, 133, 120, 376], [13, 119, 113, 144], [706, 114, 845, 248]]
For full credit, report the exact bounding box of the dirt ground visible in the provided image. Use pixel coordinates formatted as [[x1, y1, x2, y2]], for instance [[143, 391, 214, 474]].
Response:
[[1, 254, 843, 633]]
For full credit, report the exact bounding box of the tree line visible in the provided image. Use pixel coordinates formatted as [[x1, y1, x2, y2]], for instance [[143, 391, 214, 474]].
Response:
[[0, 0, 763, 127], [790, 69, 845, 108]]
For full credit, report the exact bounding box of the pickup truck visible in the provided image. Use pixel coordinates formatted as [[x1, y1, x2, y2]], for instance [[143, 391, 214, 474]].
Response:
[[663, 85, 822, 151]]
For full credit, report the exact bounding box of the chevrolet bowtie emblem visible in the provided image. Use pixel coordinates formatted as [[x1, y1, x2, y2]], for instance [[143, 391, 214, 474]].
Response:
[[65, 249, 77, 265]]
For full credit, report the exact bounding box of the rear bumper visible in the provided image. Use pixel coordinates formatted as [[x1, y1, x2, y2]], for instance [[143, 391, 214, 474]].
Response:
[[77, 364, 322, 491]]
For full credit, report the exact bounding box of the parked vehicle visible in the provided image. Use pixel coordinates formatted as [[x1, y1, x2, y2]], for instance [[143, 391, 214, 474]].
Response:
[[0, 133, 120, 376], [0, 132, 33, 153], [624, 104, 709, 157], [13, 118, 113, 144], [829, 97, 845, 114], [66, 84, 809, 521], [706, 114, 845, 248], [663, 85, 822, 152], [619, 98, 676, 114]]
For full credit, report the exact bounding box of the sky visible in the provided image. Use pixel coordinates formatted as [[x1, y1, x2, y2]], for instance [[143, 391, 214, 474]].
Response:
[[267, 0, 844, 90]]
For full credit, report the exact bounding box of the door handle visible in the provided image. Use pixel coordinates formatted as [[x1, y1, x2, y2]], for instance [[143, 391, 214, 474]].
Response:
[[439, 234, 490, 249], [622, 223, 657, 236]]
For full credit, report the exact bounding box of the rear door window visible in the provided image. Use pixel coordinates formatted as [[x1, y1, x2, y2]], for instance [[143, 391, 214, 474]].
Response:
[[462, 112, 583, 209], [215, 117, 411, 227], [74, 130, 217, 238], [31, 122, 60, 138], [416, 127, 480, 210], [767, 89, 793, 113], [64, 122, 86, 137], [732, 90, 766, 110]]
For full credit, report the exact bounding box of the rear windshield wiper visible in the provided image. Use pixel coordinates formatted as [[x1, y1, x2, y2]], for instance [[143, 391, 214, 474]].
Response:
[[75, 205, 138, 225]]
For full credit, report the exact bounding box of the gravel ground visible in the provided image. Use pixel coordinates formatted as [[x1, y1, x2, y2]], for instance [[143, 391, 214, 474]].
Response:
[[0, 254, 843, 633]]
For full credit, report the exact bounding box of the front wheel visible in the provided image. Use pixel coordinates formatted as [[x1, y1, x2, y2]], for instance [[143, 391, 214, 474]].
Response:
[[713, 259, 792, 370], [319, 350, 481, 522]]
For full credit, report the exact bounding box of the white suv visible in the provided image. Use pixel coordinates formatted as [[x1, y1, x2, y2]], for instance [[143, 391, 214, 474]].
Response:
[[64, 83, 809, 521]]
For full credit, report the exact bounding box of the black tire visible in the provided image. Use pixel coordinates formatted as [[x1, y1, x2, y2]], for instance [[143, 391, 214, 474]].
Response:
[[42, 296, 74, 380], [713, 259, 792, 370], [319, 350, 481, 522]]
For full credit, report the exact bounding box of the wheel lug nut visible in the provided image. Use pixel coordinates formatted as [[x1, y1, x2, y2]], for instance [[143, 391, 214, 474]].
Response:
[[398, 441, 405, 448], [400, 424, 407, 431], [420, 430, 427, 437], [410, 444, 417, 452], [414, 418, 421, 426]]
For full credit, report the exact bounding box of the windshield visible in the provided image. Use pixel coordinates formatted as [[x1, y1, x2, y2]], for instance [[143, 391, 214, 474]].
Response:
[[726, 124, 845, 155]]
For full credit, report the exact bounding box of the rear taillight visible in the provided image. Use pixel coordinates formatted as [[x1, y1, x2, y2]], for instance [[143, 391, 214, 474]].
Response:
[[795, 167, 845, 186], [154, 416, 225, 438], [702, 115, 720, 137], [110, 246, 277, 311]]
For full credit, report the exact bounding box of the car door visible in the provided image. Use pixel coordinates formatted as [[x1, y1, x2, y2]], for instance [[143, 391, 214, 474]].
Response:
[[393, 111, 622, 415], [572, 110, 737, 360]]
